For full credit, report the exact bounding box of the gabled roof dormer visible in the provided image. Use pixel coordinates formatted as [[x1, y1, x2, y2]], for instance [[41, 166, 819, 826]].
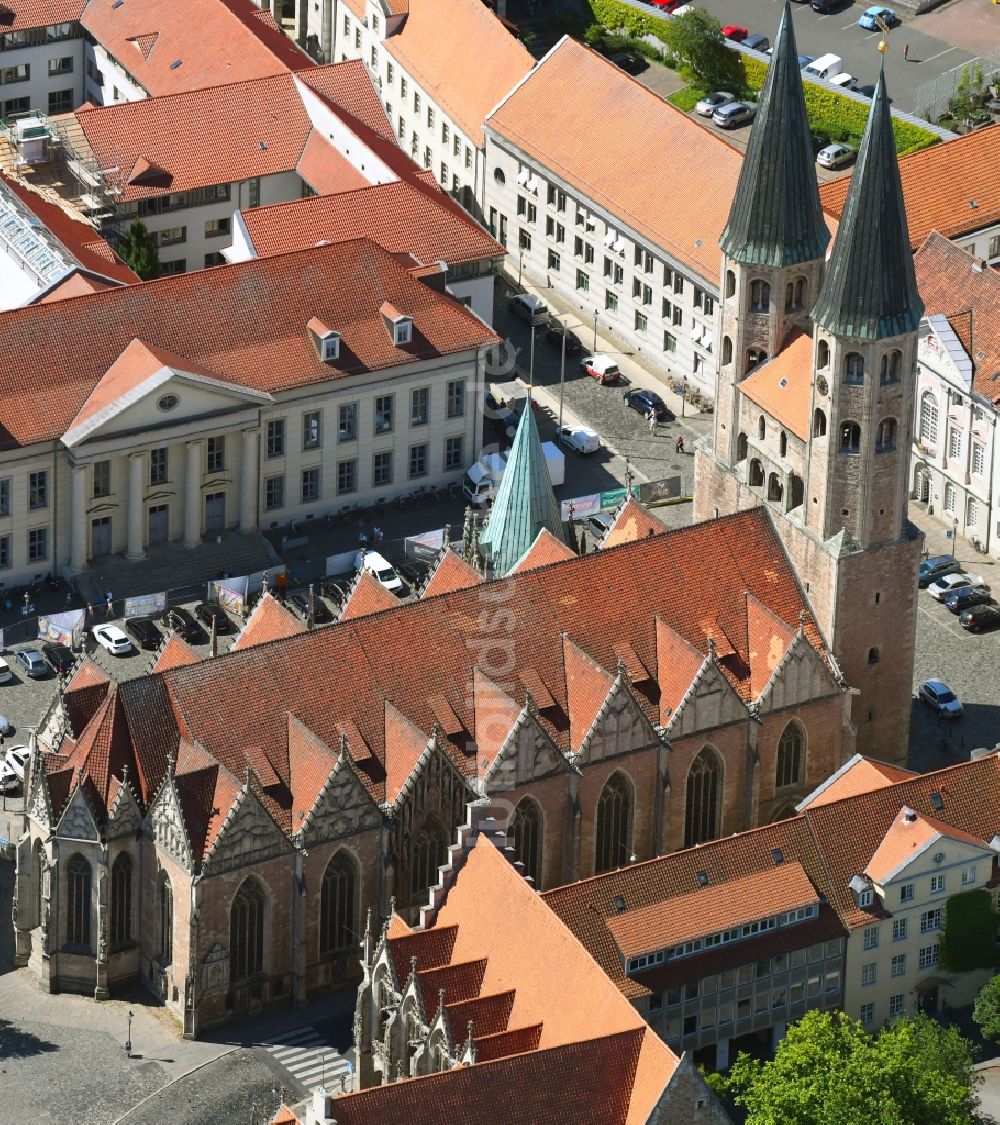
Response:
[[307, 316, 341, 363], [380, 301, 413, 347]]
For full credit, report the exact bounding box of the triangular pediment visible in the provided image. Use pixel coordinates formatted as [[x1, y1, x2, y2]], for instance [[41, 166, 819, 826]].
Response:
[[63, 338, 273, 447], [107, 775, 142, 839], [56, 782, 99, 841], [202, 784, 292, 876], [666, 656, 748, 738], [26, 753, 53, 830], [577, 675, 661, 765], [756, 631, 840, 713], [302, 752, 381, 845], [484, 704, 568, 791], [149, 772, 193, 870]]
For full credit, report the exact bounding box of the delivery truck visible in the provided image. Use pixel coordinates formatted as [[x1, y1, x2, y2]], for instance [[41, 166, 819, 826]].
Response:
[[462, 443, 565, 506]]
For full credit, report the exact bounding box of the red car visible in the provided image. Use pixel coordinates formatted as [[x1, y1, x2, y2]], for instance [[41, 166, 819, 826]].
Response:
[[579, 354, 622, 385], [651, 0, 683, 10], [723, 24, 748, 40]]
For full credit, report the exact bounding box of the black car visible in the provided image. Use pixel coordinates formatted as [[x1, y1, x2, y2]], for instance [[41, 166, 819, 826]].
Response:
[[578, 512, 615, 539], [322, 577, 350, 603], [945, 587, 993, 614], [959, 604, 1000, 633], [41, 641, 75, 675], [624, 387, 672, 421], [289, 590, 334, 624], [484, 392, 521, 441], [195, 602, 232, 634], [544, 320, 583, 353], [608, 52, 648, 75], [161, 606, 204, 642], [126, 616, 162, 650]]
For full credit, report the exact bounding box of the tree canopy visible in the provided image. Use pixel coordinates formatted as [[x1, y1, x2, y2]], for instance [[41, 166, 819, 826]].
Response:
[[974, 974, 1000, 1042], [726, 1009, 979, 1125], [117, 219, 161, 281], [660, 8, 745, 94]]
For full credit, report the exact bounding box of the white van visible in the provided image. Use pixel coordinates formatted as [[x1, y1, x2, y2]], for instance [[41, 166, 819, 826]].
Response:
[[804, 53, 843, 82]]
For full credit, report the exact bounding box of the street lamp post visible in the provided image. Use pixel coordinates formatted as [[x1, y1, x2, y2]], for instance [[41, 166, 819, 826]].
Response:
[[592, 309, 599, 353], [952, 517, 959, 557], [681, 375, 688, 419], [528, 323, 535, 388], [558, 320, 566, 433], [518, 248, 524, 288], [124, 1009, 134, 1058]]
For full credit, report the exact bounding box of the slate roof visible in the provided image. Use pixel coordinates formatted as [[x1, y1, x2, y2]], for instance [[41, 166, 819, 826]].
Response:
[[720, 1, 829, 268], [812, 67, 923, 341]]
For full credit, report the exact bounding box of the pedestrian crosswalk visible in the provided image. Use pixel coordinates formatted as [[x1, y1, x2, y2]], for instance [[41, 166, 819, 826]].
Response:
[[260, 1026, 353, 1095]]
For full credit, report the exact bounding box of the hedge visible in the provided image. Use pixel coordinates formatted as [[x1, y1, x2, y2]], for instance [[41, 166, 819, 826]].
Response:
[[941, 889, 1000, 973], [584, 0, 939, 156]]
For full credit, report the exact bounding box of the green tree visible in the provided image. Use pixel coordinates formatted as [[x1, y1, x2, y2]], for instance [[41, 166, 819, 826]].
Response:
[[660, 8, 744, 94], [974, 974, 1000, 1042], [117, 219, 161, 280], [727, 1009, 979, 1125], [941, 889, 999, 972]]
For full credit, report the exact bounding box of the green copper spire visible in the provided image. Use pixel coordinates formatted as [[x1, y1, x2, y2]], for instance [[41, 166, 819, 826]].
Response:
[[720, 0, 829, 267], [812, 65, 923, 340], [479, 400, 565, 576]]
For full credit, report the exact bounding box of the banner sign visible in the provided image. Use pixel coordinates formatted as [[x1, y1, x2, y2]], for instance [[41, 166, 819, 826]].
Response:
[[210, 577, 248, 615], [639, 476, 682, 503], [404, 528, 446, 563], [123, 592, 166, 620], [599, 484, 641, 511], [560, 493, 601, 521], [38, 608, 85, 648]]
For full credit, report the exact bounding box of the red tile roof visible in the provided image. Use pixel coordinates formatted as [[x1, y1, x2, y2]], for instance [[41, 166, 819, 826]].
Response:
[[487, 37, 745, 283], [339, 568, 401, 620], [655, 617, 707, 719], [601, 497, 667, 549], [384, 701, 431, 804], [820, 128, 999, 250], [295, 130, 372, 195], [383, 0, 533, 146], [232, 593, 304, 651], [913, 231, 1000, 400], [0, 239, 497, 449], [81, 0, 312, 99], [240, 179, 503, 266], [36, 273, 117, 302], [562, 636, 615, 750], [798, 753, 915, 809], [746, 594, 797, 698], [739, 330, 813, 440], [152, 634, 201, 672], [420, 549, 483, 598], [0, 0, 83, 33], [510, 527, 576, 572], [865, 805, 987, 884]]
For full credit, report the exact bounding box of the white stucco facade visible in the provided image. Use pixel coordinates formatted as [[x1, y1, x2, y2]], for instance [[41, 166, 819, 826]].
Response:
[[0, 22, 85, 120]]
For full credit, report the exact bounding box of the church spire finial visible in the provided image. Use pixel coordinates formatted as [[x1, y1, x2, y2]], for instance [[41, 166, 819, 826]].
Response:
[[720, 0, 829, 268]]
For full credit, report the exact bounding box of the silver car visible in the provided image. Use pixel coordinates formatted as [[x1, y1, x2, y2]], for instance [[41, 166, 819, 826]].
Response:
[[918, 679, 963, 718], [817, 143, 855, 169], [694, 91, 735, 117], [713, 101, 757, 129], [508, 292, 549, 326]]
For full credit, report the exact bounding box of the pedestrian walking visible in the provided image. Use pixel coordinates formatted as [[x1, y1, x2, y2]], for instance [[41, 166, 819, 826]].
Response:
[[648, 409, 657, 435], [105, 592, 114, 618], [903, 43, 909, 61], [675, 434, 686, 454]]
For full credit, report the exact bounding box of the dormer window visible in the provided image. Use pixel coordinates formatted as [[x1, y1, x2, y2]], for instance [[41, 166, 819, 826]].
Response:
[[307, 316, 340, 363], [858, 888, 873, 907], [380, 301, 413, 347], [322, 335, 340, 362]]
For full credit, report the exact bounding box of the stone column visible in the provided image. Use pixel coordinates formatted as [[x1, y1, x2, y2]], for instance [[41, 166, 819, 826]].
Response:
[[69, 465, 87, 574], [125, 453, 146, 561], [183, 440, 203, 549], [239, 428, 259, 533]]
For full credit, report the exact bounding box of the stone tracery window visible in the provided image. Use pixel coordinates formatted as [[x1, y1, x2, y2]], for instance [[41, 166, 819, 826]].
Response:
[[111, 853, 132, 948], [685, 748, 722, 847], [231, 878, 266, 982], [67, 852, 91, 949], [595, 773, 632, 874], [411, 819, 448, 901], [158, 874, 173, 964], [512, 798, 543, 886], [776, 721, 805, 789], [320, 852, 356, 955]]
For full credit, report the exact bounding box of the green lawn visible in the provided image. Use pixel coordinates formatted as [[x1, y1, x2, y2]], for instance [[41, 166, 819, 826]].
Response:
[[668, 85, 705, 112]]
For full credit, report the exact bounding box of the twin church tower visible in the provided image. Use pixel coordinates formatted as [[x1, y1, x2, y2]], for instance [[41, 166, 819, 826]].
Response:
[[694, 2, 924, 763]]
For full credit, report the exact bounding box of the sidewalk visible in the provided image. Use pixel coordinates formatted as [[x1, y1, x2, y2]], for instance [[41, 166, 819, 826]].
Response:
[[908, 504, 999, 576]]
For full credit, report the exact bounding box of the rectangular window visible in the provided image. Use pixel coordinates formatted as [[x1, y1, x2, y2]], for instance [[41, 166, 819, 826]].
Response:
[[411, 387, 429, 427], [527, 203, 537, 224], [441, 121, 449, 145], [962, 865, 977, 886], [28, 527, 47, 561], [635, 310, 647, 333], [264, 475, 284, 510], [863, 925, 879, 950], [445, 435, 464, 471], [408, 443, 429, 479], [663, 331, 676, 354], [919, 944, 940, 969], [2, 64, 29, 83], [266, 419, 285, 458], [414, 91, 420, 113], [662, 298, 672, 320], [446, 380, 465, 419], [0, 534, 9, 570], [386, 61, 394, 84], [888, 994, 905, 1018], [373, 450, 393, 486], [158, 226, 186, 247], [860, 1002, 875, 1025], [48, 56, 73, 75], [641, 283, 652, 306], [900, 883, 914, 903], [861, 962, 877, 986], [206, 437, 224, 473], [973, 442, 985, 476], [547, 248, 560, 271], [92, 461, 111, 498], [400, 77, 407, 98], [354, 27, 361, 48], [990, 234, 1000, 260], [246, 177, 260, 208], [374, 395, 394, 434], [605, 291, 618, 312], [672, 305, 683, 326], [3, 97, 28, 117], [204, 217, 230, 238], [632, 276, 641, 298], [613, 263, 624, 285], [337, 459, 356, 494], [555, 222, 565, 244], [518, 228, 531, 251], [297, 411, 320, 452], [930, 874, 945, 894], [948, 427, 961, 460], [301, 466, 320, 503], [518, 195, 527, 217], [159, 259, 186, 274], [338, 403, 358, 442], [343, 13, 349, 34], [204, 252, 225, 268], [148, 450, 167, 485], [891, 953, 906, 978], [892, 918, 907, 942], [575, 269, 589, 292], [920, 908, 942, 933]]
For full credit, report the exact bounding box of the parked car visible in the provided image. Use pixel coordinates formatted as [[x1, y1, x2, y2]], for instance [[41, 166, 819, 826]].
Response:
[[695, 91, 735, 117], [544, 319, 582, 353], [5, 744, 29, 781], [918, 679, 963, 718], [713, 101, 756, 129], [160, 607, 203, 642], [829, 72, 856, 90], [579, 512, 615, 539], [858, 5, 899, 29], [817, 143, 855, 169], [0, 760, 18, 794], [927, 572, 987, 602], [557, 425, 601, 455], [14, 648, 47, 679], [0, 657, 11, 685], [722, 24, 748, 41], [507, 292, 549, 325], [322, 577, 351, 603], [580, 354, 622, 385], [608, 52, 647, 74], [92, 623, 133, 656], [959, 604, 1000, 633], [944, 586, 994, 614], [0, 714, 11, 735], [623, 388, 671, 420], [810, 0, 839, 12], [289, 591, 334, 624], [195, 602, 233, 634], [671, 4, 694, 13], [41, 641, 75, 675], [355, 549, 405, 595], [918, 555, 962, 588], [798, 54, 816, 69], [484, 392, 521, 441], [126, 617, 162, 650], [744, 33, 770, 52]]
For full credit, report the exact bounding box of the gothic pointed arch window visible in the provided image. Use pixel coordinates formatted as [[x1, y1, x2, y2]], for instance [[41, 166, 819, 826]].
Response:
[[411, 818, 448, 901], [320, 851, 357, 956], [110, 853, 132, 948], [158, 874, 173, 964], [685, 748, 722, 847], [813, 408, 827, 438], [512, 797, 543, 886], [919, 392, 939, 445], [231, 878, 266, 982], [737, 432, 748, 462], [67, 852, 91, 949], [776, 721, 805, 789], [595, 772, 633, 874], [767, 472, 784, 503], [749, 279, 770, 313]]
